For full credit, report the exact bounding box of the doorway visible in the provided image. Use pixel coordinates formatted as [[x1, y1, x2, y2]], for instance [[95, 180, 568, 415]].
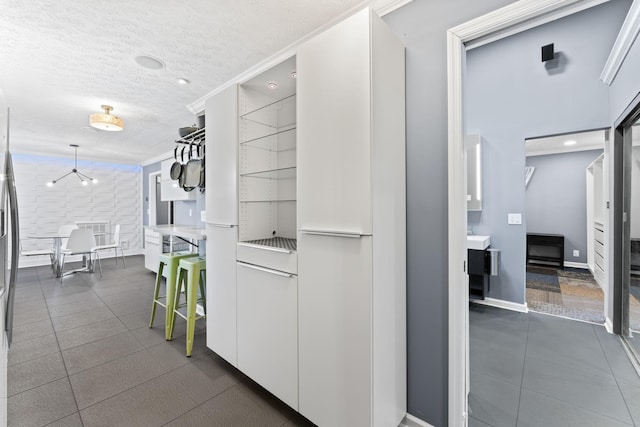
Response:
[[447, 1, 636, 425], [147, 171, 172, 226], [524, 129, 608, 325], [613, 91, 640, 367]]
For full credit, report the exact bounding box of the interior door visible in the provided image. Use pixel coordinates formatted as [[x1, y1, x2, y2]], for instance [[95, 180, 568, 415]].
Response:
[[298, 232, 372, 426]]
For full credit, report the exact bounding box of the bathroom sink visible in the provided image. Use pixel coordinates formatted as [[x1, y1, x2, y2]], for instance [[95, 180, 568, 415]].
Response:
[[467, 235, 490, 250]]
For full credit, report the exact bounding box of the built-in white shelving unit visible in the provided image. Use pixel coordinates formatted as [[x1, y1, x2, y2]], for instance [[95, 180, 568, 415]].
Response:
[[238, 74, 296, 250]]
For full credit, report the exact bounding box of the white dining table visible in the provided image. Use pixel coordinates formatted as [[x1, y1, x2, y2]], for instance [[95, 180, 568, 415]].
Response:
[[27, 231, 107, 277]]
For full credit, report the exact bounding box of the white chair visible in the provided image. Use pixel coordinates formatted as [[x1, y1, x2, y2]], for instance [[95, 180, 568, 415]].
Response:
[[58, 224, 79, 251], [59, 228, 101, 281], [20, 241, 55, 271], [92, 224, 126, 269]]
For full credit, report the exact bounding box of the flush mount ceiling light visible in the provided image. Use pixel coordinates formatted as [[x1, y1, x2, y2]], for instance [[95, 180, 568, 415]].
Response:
[[46, 144, 97, 187], [90, 105, 124, 131], [290, 71, 297, 79], [266, 82, 278, 90], [176, 78, 190, 85]]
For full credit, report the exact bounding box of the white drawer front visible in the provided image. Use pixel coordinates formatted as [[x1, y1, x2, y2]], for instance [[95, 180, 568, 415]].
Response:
[[236, 243, 297, 274], [237, 262, 298, 410], [594, 227, 604, 244]]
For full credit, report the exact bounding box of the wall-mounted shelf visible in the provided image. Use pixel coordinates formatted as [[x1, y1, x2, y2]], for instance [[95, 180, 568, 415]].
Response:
[[176, 127, 205, 145]]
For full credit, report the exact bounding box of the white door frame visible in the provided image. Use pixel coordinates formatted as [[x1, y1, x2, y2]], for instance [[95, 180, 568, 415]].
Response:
[[446, 0, 613, 425], [148, 171, 161, 226]]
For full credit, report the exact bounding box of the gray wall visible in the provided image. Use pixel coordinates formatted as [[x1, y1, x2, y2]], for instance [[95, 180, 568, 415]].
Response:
[[383, 1, 516, 425], [465, 0, 630, 304], [526, 149, 603, 264]]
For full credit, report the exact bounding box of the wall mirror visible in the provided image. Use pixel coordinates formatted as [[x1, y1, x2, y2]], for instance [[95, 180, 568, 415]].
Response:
[[466, 135, 482, 211]]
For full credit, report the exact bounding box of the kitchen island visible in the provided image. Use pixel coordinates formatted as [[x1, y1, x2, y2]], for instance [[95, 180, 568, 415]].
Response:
[[144, 224, 206, 273]]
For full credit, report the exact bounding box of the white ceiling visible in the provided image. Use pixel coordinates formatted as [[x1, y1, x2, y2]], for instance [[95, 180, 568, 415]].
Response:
[[0, 0, 400, 165]]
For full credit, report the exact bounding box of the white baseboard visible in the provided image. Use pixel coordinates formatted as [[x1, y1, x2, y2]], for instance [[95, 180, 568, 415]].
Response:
[[564, 261, 589, 269], [471, 297, 529, 313], [399, 413, 435, 427], [605, 317, 614, 334]]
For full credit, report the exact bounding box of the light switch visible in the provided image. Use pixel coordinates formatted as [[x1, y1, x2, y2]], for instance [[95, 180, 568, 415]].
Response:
[[508, 213, 522, 225], [200, 210, 206, 222]]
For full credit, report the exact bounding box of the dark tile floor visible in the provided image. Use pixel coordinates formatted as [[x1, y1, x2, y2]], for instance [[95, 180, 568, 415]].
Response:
[[9, 255, 314, 427], [470, 303, 640, 427]]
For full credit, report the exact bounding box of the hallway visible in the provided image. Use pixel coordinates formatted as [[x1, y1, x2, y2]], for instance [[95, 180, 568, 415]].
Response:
[[470, 304, 640, 426]]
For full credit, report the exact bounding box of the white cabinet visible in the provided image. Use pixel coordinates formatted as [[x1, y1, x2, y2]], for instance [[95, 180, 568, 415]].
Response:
[[297, 8, 406, 427], [298, 233, 372, 426], [205, 225, 238, 366], [160, 160, 196, 201], [205, 85, 238, 226], [204, 85, 240, 365], [587, 154, 605, 288], [296, 11, 372, 234], [236, 261, 298, 410], [144, 229, 161, 273]]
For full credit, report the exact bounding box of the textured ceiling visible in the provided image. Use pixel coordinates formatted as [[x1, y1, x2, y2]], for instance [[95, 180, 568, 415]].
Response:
[[0, 0, 395, 165]]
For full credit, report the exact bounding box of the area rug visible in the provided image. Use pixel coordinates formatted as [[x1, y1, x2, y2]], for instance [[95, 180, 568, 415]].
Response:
[[526, 265, 604, 324]]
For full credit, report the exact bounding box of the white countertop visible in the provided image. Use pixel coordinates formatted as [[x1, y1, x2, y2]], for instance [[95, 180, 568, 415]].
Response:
[[145, 224, 207, 240]]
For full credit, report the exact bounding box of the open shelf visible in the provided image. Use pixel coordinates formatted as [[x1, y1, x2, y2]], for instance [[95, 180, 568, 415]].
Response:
[[241, 127, 296, 150], [238, 57, 296, 247], [240, 236, 297, 252], [240, 94, 296, 126], [240, 167, 296, 180]]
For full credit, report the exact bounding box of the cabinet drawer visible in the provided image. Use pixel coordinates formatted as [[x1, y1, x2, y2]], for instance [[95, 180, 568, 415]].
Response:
[[145, 231, 161, 246], [594, 239, 604, 258], [237, 243, 297, 274], [595, 251, 605, 271], [594, 227, 604, 245]]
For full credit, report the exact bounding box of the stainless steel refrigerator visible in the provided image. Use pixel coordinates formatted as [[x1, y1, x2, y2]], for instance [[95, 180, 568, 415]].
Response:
[[0, 100, 20, 425]]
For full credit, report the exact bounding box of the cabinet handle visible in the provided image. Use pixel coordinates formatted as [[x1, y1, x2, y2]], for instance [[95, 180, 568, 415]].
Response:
[[209, 224, 236, 228], [300, 229, 365, 238], [237, 262, 293, 278]]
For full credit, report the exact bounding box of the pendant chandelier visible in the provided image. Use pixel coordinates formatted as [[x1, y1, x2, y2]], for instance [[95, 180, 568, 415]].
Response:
[[46, 144, 97, 187], [89, 105, 124, 131]]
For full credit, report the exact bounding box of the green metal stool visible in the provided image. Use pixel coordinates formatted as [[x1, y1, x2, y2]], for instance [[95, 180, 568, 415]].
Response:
[[168, 256, 206, 356], [149, 252, 199, 340]]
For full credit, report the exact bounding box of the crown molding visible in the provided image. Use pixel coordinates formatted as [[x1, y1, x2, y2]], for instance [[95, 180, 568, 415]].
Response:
[[185, 0, 414, 114], [600, 0, 640, 85]]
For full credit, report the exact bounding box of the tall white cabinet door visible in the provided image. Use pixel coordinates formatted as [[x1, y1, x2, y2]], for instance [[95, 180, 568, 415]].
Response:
[[205, 225, 238, 366], [237, 263, 298, 410], [297, 8, 373, 234], [298, 232, 373, 426], [205, 85, 238, 225]]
